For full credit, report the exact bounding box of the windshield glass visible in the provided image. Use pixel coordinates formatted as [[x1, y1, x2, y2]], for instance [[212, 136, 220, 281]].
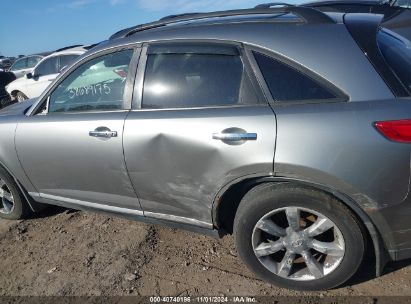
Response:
[[378, 28, 411, 93], [393, 0, 411, 8]]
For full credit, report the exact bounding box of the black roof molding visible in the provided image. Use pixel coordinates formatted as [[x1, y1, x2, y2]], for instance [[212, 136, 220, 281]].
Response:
[[109, 5, 335, 40], [160, 13, 203, 21], [303, 0, 383, 7], [255, 2, 295, 8]]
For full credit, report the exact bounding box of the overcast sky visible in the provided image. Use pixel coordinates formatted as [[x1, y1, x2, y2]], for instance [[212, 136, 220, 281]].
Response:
[[0, 0, 305, 57]]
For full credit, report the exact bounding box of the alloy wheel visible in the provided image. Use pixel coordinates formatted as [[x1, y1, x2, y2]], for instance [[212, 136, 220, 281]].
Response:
[[0, 178, 15, 215], [16, 94, 26, 102], [251, 206, 345, 281]]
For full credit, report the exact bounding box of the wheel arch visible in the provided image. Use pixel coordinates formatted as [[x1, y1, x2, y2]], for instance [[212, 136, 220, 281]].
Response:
[[212, 176, 390, 277], [9, 90, 28, 100], [0, 159, 42, 212]]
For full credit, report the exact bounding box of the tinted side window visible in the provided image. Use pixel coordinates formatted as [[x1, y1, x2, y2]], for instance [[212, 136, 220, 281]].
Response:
[[253, 52, 338, 102], [27, 56, 42, 68], [35, 57, 59, 76], [59, 55, 79, 70], [142, 48, 257, 109], [48, 49, 133, 113]]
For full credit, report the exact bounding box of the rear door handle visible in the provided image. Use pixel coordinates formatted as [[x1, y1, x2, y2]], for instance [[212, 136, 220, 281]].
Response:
[[212, 132, 257, 141], [89, 127, 118, 138]]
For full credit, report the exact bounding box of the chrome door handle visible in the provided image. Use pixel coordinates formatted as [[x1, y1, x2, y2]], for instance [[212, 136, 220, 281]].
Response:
[[212, 132, 257, 141], [89, 129, 118, 138]]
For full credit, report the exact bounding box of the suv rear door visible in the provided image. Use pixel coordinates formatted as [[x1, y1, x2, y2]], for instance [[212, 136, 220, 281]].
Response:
[[123, 42, 276, 227]]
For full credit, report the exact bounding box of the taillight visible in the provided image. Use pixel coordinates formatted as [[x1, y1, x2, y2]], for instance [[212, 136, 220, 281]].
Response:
[[374, 119, 411, 143]]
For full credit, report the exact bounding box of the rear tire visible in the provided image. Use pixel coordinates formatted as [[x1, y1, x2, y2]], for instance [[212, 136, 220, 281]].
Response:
[[234, 183, 365, 291], [0, 166, 30, 220]]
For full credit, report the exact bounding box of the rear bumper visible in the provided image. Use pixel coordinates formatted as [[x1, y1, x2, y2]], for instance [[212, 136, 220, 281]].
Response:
[[392, 248, 411, 261], [372, 190, 411, 261]]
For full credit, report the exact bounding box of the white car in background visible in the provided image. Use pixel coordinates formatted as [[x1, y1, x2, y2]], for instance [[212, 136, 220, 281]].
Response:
[[6, 46, 86, 102], [8, 54, 47, 79]]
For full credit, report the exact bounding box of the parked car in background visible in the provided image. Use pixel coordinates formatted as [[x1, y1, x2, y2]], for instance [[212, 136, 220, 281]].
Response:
[[9, 54, 49, 79], [0, 56, 13, 72], [6, 46, 86, 101], [0, 71, 16, 108], [302, 0, 411, 40]]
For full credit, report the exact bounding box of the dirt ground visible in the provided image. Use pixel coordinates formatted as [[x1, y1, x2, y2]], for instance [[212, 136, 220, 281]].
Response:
[[0, 207, 411, 298]]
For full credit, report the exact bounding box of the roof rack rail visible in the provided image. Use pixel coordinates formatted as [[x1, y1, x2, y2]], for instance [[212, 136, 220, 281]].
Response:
[[54, 44, 83, 52], [302, 0, 382, 7], [255, 2, 295, 8], [109, 5, 335, 40], [160, 13, 203, 21]]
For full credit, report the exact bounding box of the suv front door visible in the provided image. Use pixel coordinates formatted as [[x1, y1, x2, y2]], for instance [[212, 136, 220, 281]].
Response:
[[16, 48, 143, 213], [123, 42, 277, 227]]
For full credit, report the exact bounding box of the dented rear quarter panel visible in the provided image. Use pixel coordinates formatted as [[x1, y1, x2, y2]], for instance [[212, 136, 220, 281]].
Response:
[[273, 98, 411, 253]]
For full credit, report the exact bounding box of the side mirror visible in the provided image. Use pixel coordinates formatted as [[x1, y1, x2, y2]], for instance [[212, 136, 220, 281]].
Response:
[[26, 73, 33, 79]]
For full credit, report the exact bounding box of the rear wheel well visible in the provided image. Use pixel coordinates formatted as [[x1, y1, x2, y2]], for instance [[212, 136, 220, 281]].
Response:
[[215, 179, 273, 234], [216, 179, 368, 235], [214, 178, 388, 276]]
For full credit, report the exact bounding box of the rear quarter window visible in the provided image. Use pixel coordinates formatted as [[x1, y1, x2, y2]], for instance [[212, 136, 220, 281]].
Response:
[[253, 52, 343, 103]]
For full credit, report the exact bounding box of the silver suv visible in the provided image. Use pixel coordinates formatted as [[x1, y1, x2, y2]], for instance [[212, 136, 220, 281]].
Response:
[[0, 5, 410, 291]]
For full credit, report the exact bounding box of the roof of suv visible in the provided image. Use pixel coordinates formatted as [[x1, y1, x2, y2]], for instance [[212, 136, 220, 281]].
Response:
[[109, 5, 338, 40], [77, 4, 394, 103]]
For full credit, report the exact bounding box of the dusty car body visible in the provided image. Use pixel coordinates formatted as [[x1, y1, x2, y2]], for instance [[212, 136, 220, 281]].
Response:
[[0, 4, 410, 291]]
